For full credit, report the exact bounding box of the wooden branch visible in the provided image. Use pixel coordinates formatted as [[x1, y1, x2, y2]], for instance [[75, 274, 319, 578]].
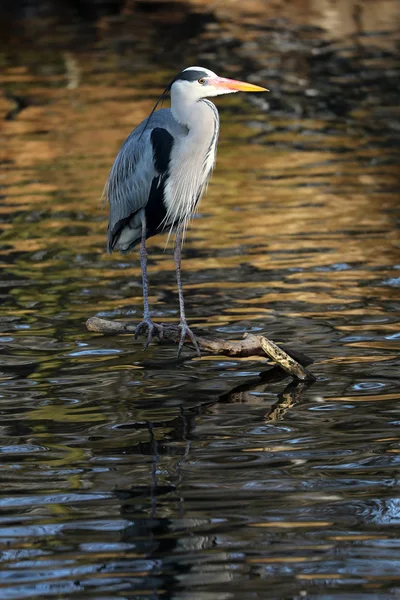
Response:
[[86, 316, 316, 382]]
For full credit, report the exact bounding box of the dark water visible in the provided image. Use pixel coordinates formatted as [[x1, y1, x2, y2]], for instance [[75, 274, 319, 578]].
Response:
[[1, 2, 400, 598]]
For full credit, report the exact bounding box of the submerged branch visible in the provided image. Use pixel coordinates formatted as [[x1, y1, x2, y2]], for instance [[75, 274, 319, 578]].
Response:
[[86, 316, 316, 382]]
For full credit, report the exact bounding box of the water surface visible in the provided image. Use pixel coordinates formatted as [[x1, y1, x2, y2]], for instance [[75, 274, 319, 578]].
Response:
[[0, 5, 400, 598]]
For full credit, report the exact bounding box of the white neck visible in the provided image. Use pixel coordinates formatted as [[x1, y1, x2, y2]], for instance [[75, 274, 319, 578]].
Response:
[[171, 86, 215, 133], [163, 88, 220, 235]]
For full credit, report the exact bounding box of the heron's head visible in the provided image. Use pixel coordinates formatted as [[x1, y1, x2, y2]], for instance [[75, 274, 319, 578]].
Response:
[[170, 66, 268, 102]]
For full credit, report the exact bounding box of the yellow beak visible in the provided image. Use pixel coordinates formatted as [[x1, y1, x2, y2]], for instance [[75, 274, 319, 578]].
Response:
[[212, 76, 269, 93]]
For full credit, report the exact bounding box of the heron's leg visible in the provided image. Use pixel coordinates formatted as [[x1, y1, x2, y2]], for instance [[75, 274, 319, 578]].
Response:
[[135, 213, 163, 349], [139, 216, 151, 322], [174, 224, 201, 357]]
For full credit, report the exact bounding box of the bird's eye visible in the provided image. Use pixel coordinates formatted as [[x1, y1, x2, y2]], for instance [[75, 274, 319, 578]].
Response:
[[198, 78, 206, 85]]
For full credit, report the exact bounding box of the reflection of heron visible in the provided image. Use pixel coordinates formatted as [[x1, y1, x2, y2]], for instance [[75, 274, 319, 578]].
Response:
[[104, 66, 267, 354]]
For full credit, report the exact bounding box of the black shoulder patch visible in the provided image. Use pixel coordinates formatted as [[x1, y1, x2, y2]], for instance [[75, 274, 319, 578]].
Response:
[[175, 69, 209, 83], [145, 175, 168, 237], [151, 127, 174, 174]]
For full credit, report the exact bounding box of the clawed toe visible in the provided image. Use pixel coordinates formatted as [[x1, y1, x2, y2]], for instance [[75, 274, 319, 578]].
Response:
[[135, 319, 163, 350], [177, 323, 201, 357], [134, 317, 199, 357]]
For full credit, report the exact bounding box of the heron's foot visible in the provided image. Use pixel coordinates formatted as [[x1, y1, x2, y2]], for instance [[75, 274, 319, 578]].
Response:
[[177, 322, 201, 358], [135, 318, 163, 350]]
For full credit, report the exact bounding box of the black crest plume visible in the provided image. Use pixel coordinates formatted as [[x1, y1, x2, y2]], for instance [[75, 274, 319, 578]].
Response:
[[138, 77, 175, 141]]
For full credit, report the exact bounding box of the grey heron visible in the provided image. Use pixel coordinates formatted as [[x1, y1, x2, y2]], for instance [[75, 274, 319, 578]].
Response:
[[104, 66, 268, 355]]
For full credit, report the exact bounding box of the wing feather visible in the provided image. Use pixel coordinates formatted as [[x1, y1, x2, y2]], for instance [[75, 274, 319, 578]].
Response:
[[105, 109, 179, 253]]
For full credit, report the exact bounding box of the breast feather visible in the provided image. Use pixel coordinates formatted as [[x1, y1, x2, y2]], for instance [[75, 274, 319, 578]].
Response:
[[162, 100, 220, 237]]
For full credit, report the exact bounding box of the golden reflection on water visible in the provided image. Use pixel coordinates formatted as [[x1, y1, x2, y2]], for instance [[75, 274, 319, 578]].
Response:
[[1, 57, 399, 340]]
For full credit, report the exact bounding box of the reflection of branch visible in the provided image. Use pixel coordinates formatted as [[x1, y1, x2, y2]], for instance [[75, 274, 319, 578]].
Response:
[[219, 365, 291, 404], [266, 379, 309, 422], [219, 366, 314, 421], [86, 316, 316, 382]]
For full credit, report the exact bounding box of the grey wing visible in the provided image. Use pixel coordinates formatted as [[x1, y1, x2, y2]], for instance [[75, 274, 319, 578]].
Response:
[[105, 127, 156, 253], [105, 109, 184, 253]]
